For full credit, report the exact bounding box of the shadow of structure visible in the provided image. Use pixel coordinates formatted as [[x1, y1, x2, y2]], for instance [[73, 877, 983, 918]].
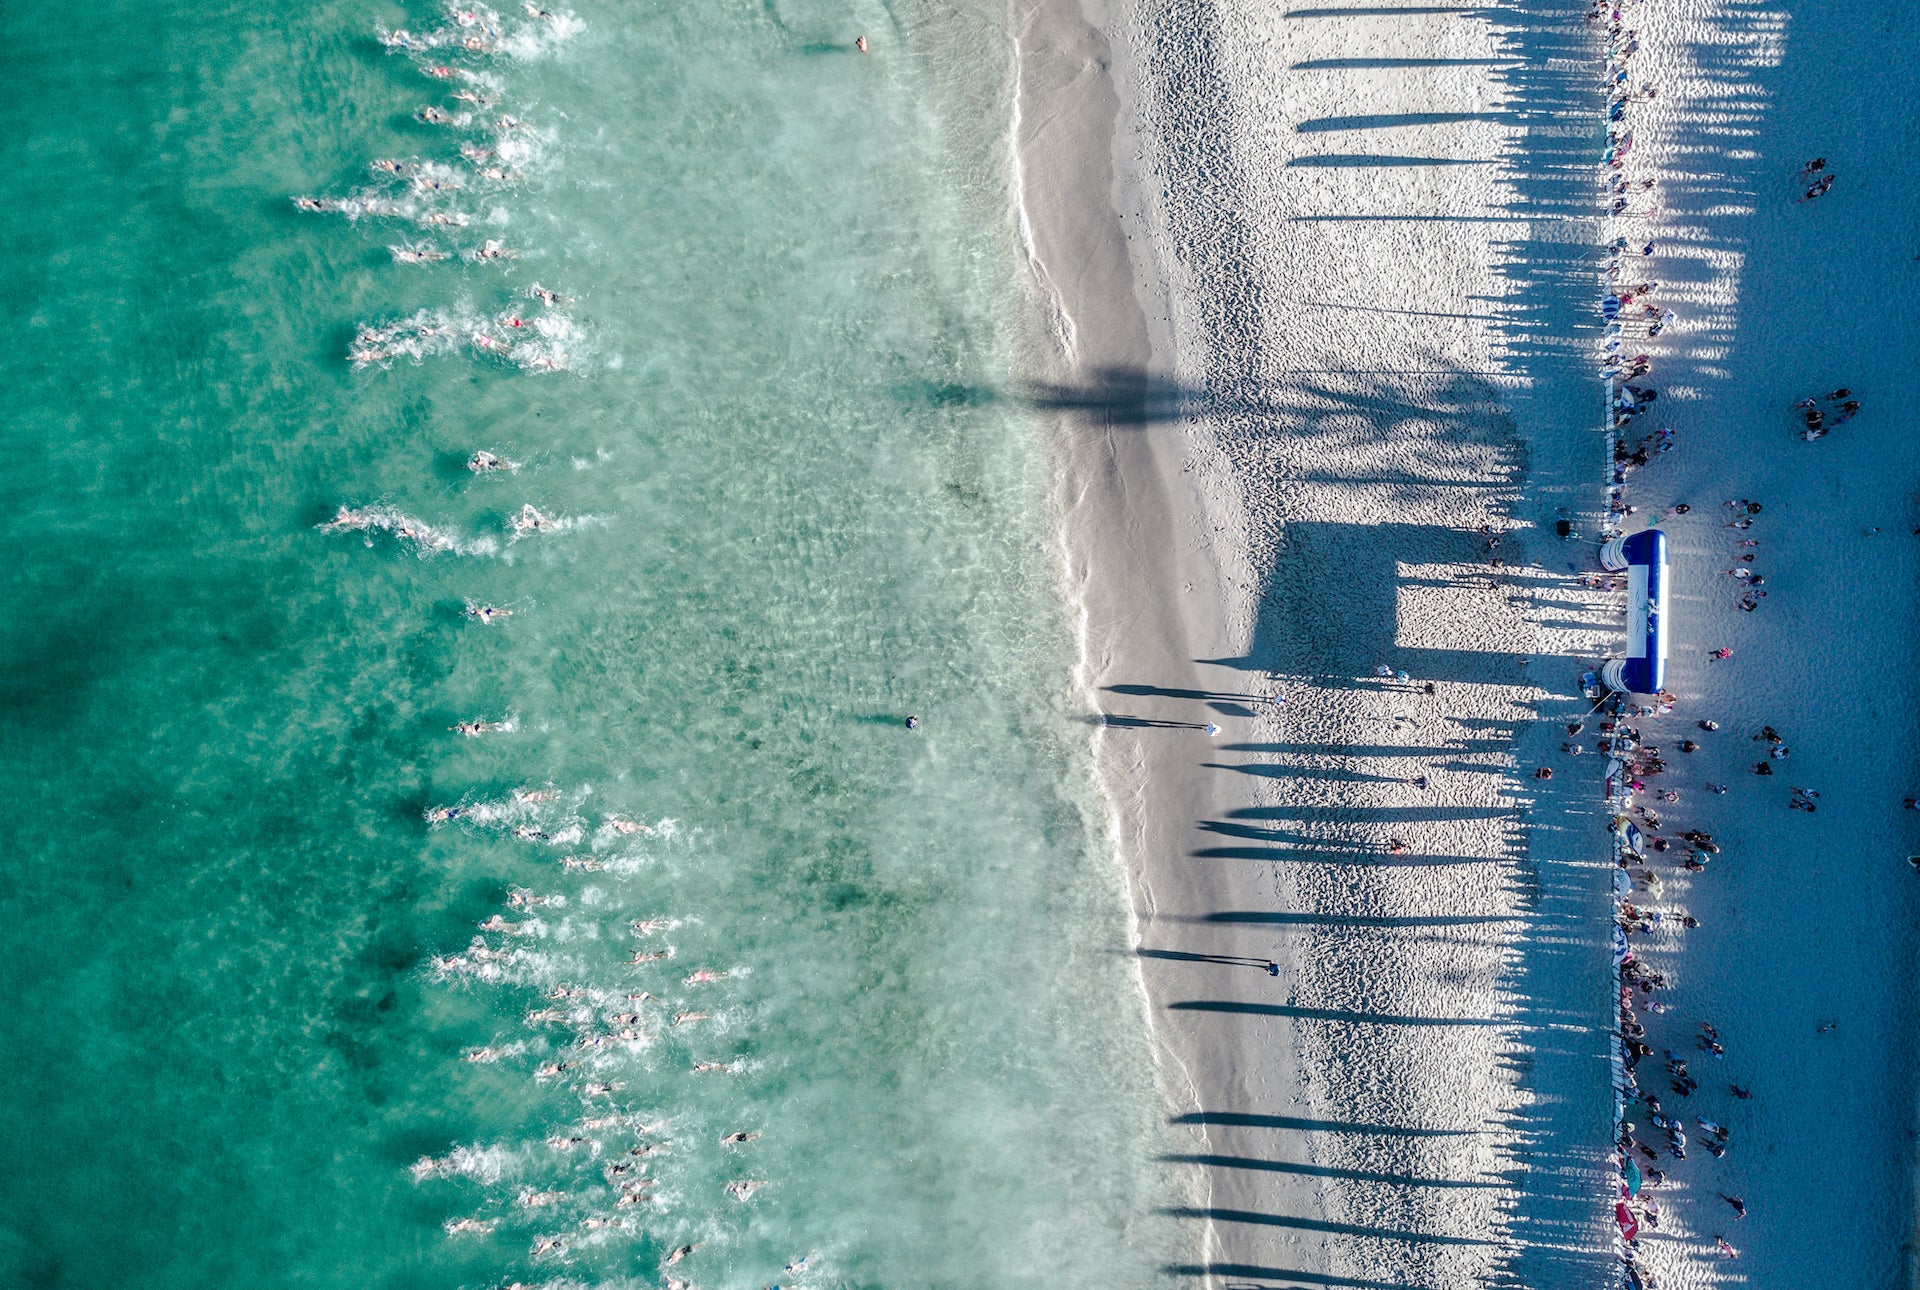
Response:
[[1100, 0, 1664, 1281]]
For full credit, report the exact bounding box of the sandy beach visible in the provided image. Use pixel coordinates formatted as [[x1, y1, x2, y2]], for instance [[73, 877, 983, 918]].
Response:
[[1016, 0, 1918, 1285]]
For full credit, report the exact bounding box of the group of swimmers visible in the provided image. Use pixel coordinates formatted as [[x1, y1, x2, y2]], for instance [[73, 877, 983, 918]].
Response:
[[294, 2, 586, 374], [330, 9, 799, 1270], [418, 786, 787, 1270], [345, 301, 574, 371]]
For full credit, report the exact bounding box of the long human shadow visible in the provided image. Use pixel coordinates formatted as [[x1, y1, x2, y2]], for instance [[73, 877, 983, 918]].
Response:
[[1161, 1154, 1501, 1190], [1165, 1266, 1423, 1290], [1225, 803, 1514, 823], [1193, 846, 1510, 868], [1107, 683, 1274, 702], [1097, 714, 1217, 731], [1287, 154, 1497, 167], [1171, 1000, 1501, 1027], [1139, 948, 1279, 969], [893, 366, 1206, 427], [1166, 1207, 1497, 1246], [1298, 111, 1511, 131], [1173, 1111, 1481, 1137], [1175, 910, 1514, 928], [1292, 56, 1518, 68], [1288, 4, 1495, 14]]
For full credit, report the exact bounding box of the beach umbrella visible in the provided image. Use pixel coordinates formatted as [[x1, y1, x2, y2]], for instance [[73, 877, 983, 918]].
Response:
[[1615, 1201, 1639, 1242], [1624, 1158, 1642, 1197]]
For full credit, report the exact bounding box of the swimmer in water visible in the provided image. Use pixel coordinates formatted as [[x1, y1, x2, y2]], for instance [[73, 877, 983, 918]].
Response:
[[421, 210, 470, 227], [529, 283, 572, 306], [292, 196, 335, 212], [583, 1081, 624, 1096], [425, 805, 466, 824], [523, 1, 557, 17], [513, 503, 555, 533], [369, 157, 413, 174], [443, 1216, 497, 1236], [562, 855, 607, 872], [692, 1061, 734, 1074], [467, 450, 509, 472], [389, 242, 449, 264], [452, 719, 509, 736], [627, 950, 670, 964], [477, 165, 521, 182], [664, 1243, 700, 1266], [470, 239, 516, 262], [525, 1007, 565, 1024], [531, 1236, 566, 1257], [609, 817, 655, 836], [451, 89, 496, 107], [534, 1061, 570, 1079], [786, 1253, 813, 1274], [520, 1188, 566, 1207], [672, 1011, 709, 1026], [721, 1130, 759, 1145], [725, 1179, 767, 1201], [684, 969, 724, 984], [466, 602, 512, 623]]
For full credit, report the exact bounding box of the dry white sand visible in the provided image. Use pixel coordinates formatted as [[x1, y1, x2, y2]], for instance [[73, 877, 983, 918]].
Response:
[[1012, 0, 1913, 1285]]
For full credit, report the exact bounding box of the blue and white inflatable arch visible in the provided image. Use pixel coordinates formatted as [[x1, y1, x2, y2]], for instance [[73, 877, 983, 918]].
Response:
[[1599, 528, 1668, 695]]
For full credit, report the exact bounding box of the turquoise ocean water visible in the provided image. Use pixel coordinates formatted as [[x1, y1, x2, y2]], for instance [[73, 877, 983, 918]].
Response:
[[0, 2, 1179, 1285]]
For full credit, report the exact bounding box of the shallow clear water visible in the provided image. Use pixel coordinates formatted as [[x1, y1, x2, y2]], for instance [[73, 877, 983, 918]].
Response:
[[0, 1, 1179, 1285]]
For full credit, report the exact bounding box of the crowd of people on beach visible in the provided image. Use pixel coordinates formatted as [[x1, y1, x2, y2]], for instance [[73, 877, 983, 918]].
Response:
[[1584, 5, 1754, 1284], [294, 1, 581, 373], [1583, 3, 1873, 1283], [305, 6, 798, 1287]]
